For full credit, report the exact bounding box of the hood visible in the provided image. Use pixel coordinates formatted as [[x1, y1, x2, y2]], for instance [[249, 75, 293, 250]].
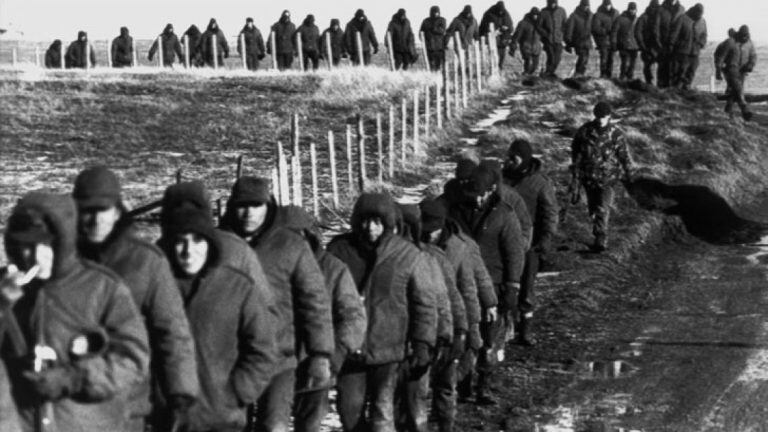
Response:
[[275, 205, 322, 254], [185, 25, 201, 37], [280, 10, 291, 24], [5, 191, 78, 279], [686, 3, 703, 21], [597, 3, 615, 14], [163, 24, 174, 35], [303, 14, 315, 26], [160, 181, 213, 238], [354, 9, 367, 22], [330, 18, 340, 28], [242, 18, 256, 32], [646, 0, 660, 14], [547, 0, 559, 9], [430, 6, 441, 18], [160, 203, 221, 276], [120, 27, 129, 37], [575, 5, 592, 17], [461, 5, 473, 18], [49, 39, 62, 50], [525, 9, 541, 22], [393, 8, 407, 22], [395, 204, 421, 246], [77, 31, 87, 41], [207, 18, 218, 32], [737, 25, 750, 42], [351, 193, 397, 235]]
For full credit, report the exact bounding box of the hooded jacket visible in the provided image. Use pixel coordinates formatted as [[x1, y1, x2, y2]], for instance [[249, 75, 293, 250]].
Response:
[[538, 3, 568, 45], [220, 196, 334, 371], [592, 3, 620, 48], [503, 158, 559, 250], [687, 4, 707, 56], [2, 192, 148, 432], [657, 0, 686, 52], [0, 361, 20, 432], [565, 5, 594, 50], [511, 11, 543, 56], [480, 1, 514, 47], [44, 40, 63, 68], [448, 6, 479, 50], [158, 208, 276, 431], [65, 31, 96, 68], [111, 27, 133, 67], [238, 21, 266, 58], [612, 10, 639, 51], [149, 25, 184, 66], [271, 206, 367, 367], [720, 27, 756, 75], [327, 194, 437, 365], [77, 218, 198, 418], [182, 25, 203, 64], [421, 6, 447, 52], [198, 19, 229, 64], [296, 15, 321, 53], [344, 9, 379, 55], [321, 19, 346, 59], [635, 2, 661, 54], [387, 10, 416, 55], [270, 11, 297, 55]]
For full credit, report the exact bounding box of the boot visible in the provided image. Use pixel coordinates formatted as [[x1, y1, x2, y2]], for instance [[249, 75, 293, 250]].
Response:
[[592, 234, 607, 252], [475, 372, 497, 406], [513, 313, 535, 347]]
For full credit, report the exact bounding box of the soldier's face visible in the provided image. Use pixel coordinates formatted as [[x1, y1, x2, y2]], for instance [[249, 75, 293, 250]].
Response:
[[476, 189, 494, 208], [362, 217, 385, 243], [173, 233, 209, 276], [12, 243, 53, 280], [598, 115, 611, 128], [428, 229, 442, 244], [506, 155, 524, 170], [79, 205, 121, 244], [235, 204, 268, 234]]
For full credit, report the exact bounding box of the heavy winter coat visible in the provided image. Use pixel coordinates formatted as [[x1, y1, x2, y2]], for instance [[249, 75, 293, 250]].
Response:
[[565, 7, 594, 50], [592, 5, 619, 49], [420, 8, 447, 52], [328, 232, 437, 364], [658, 2, 686, 51], [78, 223, 198, 418], [320, 21, 346, 59], [2, 193, 148, 432], [538, 5, 568, 45], [65, 36, 96, 68], [238, 25, 266, 58], [440, 233, 482, 348], [317, 251, 367, 358], [111, 28, 133, 67], [387, 15, 416, 54], [689, 9, 707, 56], [198, 20, 229, 64], [44, 40, 63, 68], [221, 202, 334, 371], [668, 12, 694, 54], [344, 15, 379, 54], [158, 234, 276, 431], [423, 248, 455, 342], [447, 11, 479, 49], [635, 6, 661, 53], [572, 120, 633, 188], [149, 28, 184, 66], [480, 3, 514, 47], [496, 183, 533, 249], [182, 25, 203, 65], [612, 11, 639, 51], [512, 12, 543, 56], [296, 17, 321, 53], [720, 38, 757, 75], [503, 158, 559, 250], [450, 194, 526, 286], [269, 17, 297, 55], [425, 243, 469, 334], [459, 232, 497, 309]]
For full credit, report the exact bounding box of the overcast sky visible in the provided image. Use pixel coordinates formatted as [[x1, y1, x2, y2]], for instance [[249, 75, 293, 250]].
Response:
[[2, 0, 767, 43]]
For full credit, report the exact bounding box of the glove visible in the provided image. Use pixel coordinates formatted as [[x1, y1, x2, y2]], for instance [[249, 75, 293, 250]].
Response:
[[468, 324, 483, 350], [168, 394, 194, 432], [306, 355, 332, 390], [342, 53, 349, 59], [484, 306, 498, 323], [450, 331, 467, 361], [715, 70, 723, 81], [223, 51, 229, 59], [23, 366, 84, 401], [258, 53, 266, 60], [373, 45, 379, 55], [408, 341, 432, 378], [564, 45, 573, 54]]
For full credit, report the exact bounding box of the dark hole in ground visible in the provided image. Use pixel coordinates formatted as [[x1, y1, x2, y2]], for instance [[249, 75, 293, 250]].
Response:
[[625, 177, 767, 244]]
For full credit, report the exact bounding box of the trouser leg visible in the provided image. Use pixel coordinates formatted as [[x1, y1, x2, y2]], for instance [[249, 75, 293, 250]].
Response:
[[336, 361, 368, 432], [369, 363, 400, 432], [544, 43, 555, 75], [293, 389, 329, 432], [551, 43, 563, 75], [255, 368, 296, 432], [584, 184, 615, 248], [626, 50, 638, 80], [641, 51, 655, 84], [684, 54, 699, 89], [575, 48, 589, 76], [395, 362, 430, 432], [497, 46, 506, 70], [657, 52, 671, 87], [432, 358, 458, 432], [363, 52, 372, 66], [518, 249, 539, 318]]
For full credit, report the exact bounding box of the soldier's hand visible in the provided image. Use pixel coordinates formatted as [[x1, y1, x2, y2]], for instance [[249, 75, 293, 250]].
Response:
[[306, 355, 332, 389], [23, 366, 84, 401], [1, 264, 39, 306], [451, 331, 467, 361], [715, 71, 723, 81], [485, 306, 498, 323], [373, 46, 380, 55]]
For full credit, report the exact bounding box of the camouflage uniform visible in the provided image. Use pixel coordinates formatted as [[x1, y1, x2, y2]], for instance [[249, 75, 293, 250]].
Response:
[[571, 120, 632, 248]]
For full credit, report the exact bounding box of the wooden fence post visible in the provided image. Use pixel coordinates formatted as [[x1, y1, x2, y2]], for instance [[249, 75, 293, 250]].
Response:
[[212, 34, 218, 70], [459, 44, 467, 108], [388, 105, 395, 179], [11, 48, 17, 68], [475, 41, 482, 91], [346, 125, 354, 190], [61, 43, 66, 70], [296, 32, 305, 71], [401, 99, 407, 166], [452, 48, 460, 113], [291, 154, 302, 207], [355, 32, 365, 67], [240, 34, 247, 69], [356, 115, 367, 191], [436, 81, 443, 129], [291, 114, 302, 204], [412, 89, 420, 158], [85, 42, 91, 71], [328, 131, 340, 208], [270, 31, 278, 70], [325, 32, 333, 71], [419, 32, 430, 71], [277, 141, 290, 205], [376, 113, 383, 183], [184, 35, 190, 68], [424, 85, 431, 139], [236, 155, 244, 179], [310, 142, 319, 218], [443, 63, 451, 120], [35, 46, 41, 67], [157, 36, 164, 68], [175, 169, 183, 184], [271, 168, 280, 205], [105, 40, 111, 68], [386, 31, 396, 71]]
